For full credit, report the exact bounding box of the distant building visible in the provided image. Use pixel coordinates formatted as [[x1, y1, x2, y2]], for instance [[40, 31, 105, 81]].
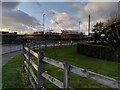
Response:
[[46, 31, 60, 35], [27, 30, 85, 42], [61, 30, 78, 35], [0, 31, 24, 44], [33, 31, 43, 35], [61, 30, 83, 40], [0, 31, 17, 35], [29, 31, 61, 41], [45, 31, 62, 40]]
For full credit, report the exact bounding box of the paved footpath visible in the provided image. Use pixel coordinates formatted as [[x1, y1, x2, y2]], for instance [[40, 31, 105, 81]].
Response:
[[0, 44, 22, 55], [1, 51, 22, 65], [0, 43, 78, 65], [0, 44, 22, 65]]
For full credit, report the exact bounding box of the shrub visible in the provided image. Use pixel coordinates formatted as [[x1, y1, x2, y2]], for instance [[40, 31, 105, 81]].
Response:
[[77, 43, 120, 62]]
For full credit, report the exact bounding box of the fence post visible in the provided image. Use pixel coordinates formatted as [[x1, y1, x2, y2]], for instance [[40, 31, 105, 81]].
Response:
[[37, 52, 45, 89], [63, 61, 70, 90], [22, 44, 25, 72], [27, 44, 31, 85]]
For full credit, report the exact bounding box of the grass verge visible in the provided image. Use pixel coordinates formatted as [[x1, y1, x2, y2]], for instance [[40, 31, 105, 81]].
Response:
[[2, 54, 25, 89], [32, 45, 119, 88], [44, 45, 119, 80], [2, 45, 119, 89]]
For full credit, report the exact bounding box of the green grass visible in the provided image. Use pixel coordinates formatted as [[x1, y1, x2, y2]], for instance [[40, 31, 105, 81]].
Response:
[[0, 63, 2, 90], [44, 45, 119, 79], [2, 54, 25, 89], [35, 45, 119, 88], [2, 45, 119, 89]]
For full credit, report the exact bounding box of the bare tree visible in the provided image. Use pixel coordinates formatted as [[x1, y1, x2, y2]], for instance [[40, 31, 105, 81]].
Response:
[[105, 11, 118, 27]]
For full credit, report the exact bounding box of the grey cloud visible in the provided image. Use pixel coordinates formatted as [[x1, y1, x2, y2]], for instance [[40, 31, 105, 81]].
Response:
[[34, 2, 41, 7], [1, 2, 42, 33], [66, 2, 117, 22], [2, 2, 19, 10], [77, 2, 118, 34], [2, 10, 41, 27], [2, 9, 42, 33], [66, 2, 118, 34], [79, 2, 118, 21], [66, 2, 88, 10]]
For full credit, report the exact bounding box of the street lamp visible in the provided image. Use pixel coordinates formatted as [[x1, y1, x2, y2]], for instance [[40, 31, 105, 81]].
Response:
[[43, 14, 45, 34], [43, 14, 47, 50]]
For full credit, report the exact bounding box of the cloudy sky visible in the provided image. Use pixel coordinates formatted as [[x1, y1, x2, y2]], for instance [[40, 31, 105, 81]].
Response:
[[1, 0, 119, 34]]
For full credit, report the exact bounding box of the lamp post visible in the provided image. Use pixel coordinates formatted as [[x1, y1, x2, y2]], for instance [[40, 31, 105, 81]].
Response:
[[43, 14, 45, 34], [43, 14, 47, 50]]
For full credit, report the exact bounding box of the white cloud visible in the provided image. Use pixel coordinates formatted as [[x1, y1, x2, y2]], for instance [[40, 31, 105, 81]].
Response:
[[78, 2, 118, 34], [48, 9, 80, 32], [2, 0, 119, 2], [67, 2, 87, 10], [79, 2, 118, 21], [67, 2, 118, 34], [1, 2, 119, 34], [89, 0, 119, 2]]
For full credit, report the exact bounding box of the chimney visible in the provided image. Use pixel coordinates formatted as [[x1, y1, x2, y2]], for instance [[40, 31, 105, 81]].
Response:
[[88, 14, 90, 35]]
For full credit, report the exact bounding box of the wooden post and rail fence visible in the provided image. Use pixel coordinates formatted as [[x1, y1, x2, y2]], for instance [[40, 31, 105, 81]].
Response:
[[22, 44, 120, 89]]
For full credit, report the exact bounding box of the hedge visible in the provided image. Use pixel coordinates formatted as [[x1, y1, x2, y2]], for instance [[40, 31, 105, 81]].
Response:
[[77, 43, 120, 62]]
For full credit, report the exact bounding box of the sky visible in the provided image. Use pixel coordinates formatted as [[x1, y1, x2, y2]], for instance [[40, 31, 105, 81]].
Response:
[[1, 0, 119, 34]]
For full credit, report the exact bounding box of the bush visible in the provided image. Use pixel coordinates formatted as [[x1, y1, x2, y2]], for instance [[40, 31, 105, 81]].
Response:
[[77, 43, 120, 62]]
